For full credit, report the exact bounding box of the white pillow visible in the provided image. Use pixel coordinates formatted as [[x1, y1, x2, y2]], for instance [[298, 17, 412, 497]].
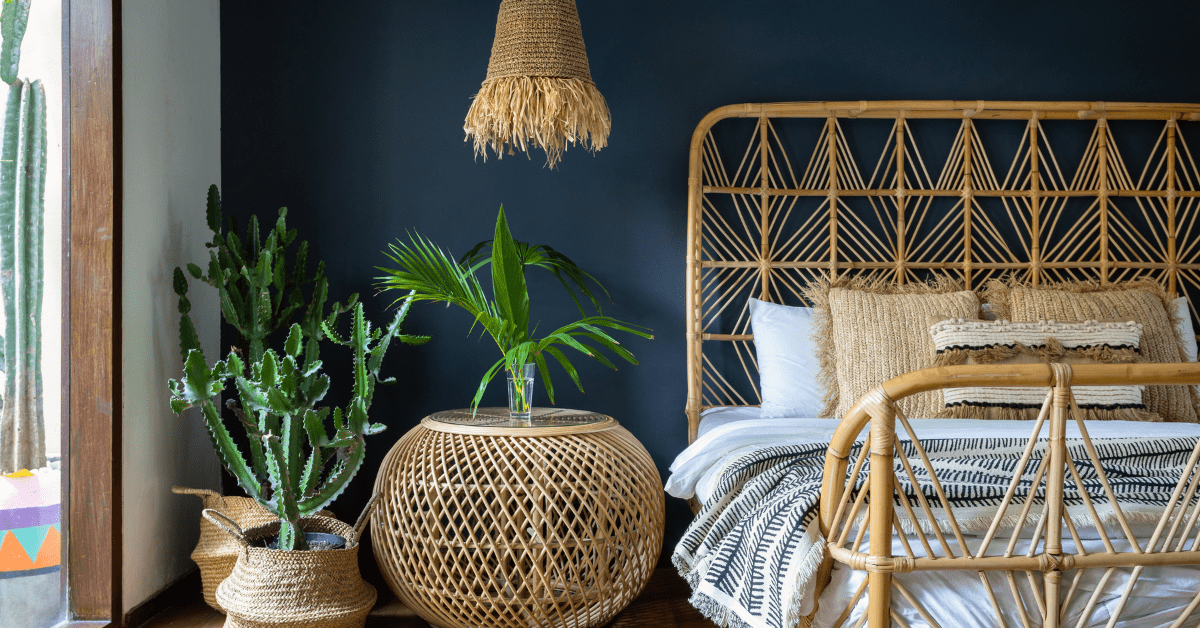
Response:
[[748, 298, 823, 418], [1174, 296, 1198, 362]]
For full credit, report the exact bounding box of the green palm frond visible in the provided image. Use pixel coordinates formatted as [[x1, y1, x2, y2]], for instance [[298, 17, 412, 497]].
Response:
[[378, 206, 652, 409], [377, 232, 506, 344], [460, 240, 611, 317]]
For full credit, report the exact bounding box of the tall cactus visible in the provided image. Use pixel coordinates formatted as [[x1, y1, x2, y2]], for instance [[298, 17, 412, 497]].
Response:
[[169, 300, 425, 550], [170, 185, 429, 550], [0, 78, 45, 474]]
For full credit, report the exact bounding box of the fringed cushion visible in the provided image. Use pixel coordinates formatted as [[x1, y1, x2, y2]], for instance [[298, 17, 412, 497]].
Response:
[[805, 276, 979, 419], [929, 317, 1156, 421], [985, 280, 1200, 422]]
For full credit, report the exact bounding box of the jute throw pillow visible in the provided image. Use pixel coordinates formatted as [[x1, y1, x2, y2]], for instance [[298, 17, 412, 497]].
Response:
[[929, 317, 1154, 421], [985, 280, 1199, 423], [806, 277, 980, 419]]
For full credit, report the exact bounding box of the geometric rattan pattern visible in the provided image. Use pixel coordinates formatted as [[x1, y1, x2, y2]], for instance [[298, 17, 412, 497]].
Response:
[[823, 364, 1200, 628], [370, 416, 665, 628], [686, 100, 1200, 442]]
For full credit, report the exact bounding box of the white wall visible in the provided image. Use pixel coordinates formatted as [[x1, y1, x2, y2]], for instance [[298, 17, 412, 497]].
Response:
[[121, 0, 222, 614]]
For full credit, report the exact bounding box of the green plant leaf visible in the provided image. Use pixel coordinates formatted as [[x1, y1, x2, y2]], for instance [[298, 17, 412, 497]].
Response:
[[177, 315, 200, 363], [303, 408, 331, 448], [534, 352, 555, 404], [284, 324, 303, 358], [299, 447, 332, 497], [544, 346, 584, 393], [205, 184, 221, 234], [459, 240, 611, 317], [0, 0, 30, 85], [489, 206, 529, 345], [199, 402, 262, 501], [173, 350, 224, 405], [471, 356, 507, 411], [234, 376, 272, 414], [296, 438, 365, 515], [172, 267, 189, 297]]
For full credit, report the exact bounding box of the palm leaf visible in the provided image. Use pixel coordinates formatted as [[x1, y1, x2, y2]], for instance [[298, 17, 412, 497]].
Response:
[[490, 206, 529, 345]]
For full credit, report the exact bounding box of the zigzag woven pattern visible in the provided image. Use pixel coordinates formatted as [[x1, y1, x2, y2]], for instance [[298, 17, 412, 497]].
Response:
[[673, 436, 1200, 628]]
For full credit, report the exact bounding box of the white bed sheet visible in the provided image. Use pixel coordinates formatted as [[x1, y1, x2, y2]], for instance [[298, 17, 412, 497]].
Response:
[[815, 536, 1200, 628], [671, 408, 1200, 627], [667, 408, 1200, 504]]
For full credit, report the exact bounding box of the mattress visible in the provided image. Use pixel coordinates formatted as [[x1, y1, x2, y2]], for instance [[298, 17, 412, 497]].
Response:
[[669, 408, 1200, 628]]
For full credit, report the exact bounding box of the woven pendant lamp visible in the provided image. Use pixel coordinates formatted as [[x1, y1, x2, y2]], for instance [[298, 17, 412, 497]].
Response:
[[464, 0, 610, 169]]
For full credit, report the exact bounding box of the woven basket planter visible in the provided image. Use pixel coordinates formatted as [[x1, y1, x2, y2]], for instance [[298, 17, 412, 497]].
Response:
[[173, 487, 280, 612], [203, 505, 377, 628]]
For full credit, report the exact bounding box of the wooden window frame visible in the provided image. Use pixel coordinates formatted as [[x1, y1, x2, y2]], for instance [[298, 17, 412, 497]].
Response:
[[62, 0, 121, 624]]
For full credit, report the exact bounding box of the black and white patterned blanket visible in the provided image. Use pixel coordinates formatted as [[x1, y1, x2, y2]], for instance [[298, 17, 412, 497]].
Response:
[[672, 436, 1200, 628]]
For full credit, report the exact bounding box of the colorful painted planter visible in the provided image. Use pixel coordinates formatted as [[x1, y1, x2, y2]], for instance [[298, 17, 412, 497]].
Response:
[[0, 469, 61, 578]]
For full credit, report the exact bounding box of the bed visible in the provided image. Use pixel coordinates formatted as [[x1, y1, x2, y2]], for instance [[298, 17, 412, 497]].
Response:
[[672, 101, 1200, 628]]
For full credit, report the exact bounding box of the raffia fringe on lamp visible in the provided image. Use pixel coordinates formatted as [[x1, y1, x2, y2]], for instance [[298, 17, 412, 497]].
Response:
[[463, 0, 610, 169]]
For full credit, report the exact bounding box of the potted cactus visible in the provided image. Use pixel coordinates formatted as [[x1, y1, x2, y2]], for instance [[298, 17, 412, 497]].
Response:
[[169, 185, 428, 625]]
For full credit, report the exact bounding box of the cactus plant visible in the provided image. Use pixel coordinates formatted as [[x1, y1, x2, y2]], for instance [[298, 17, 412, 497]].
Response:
[[0, 0, 31, 85], [170, 185, 429, 550], [175, 185, 340, 367], [169, 301, 424, 550], [0, 78, 46, 475]]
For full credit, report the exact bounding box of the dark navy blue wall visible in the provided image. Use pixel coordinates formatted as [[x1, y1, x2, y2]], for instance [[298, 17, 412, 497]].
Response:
[[220, 0, 1200, 565]]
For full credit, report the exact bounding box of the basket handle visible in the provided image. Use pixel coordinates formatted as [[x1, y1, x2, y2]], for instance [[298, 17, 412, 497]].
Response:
[[172, 486, 225, 508], [351, 493, 383, 544], [202, 508, 250, 548]]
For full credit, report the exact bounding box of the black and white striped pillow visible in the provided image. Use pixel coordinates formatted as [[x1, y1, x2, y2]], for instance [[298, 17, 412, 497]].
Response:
[[928, 318, 1155, 421]]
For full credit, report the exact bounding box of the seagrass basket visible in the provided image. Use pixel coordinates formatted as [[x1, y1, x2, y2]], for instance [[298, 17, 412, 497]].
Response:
[[174, 486, 336, 613], [204, 498, 379, 628], [173, 486, 279, 612]]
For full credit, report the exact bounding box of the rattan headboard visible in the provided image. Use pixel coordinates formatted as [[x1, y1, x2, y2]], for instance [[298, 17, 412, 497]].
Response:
[[685, 100, 1200, 442]]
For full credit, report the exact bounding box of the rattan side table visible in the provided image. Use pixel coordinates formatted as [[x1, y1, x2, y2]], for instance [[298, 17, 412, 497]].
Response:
[[371, 407, 665, 628]]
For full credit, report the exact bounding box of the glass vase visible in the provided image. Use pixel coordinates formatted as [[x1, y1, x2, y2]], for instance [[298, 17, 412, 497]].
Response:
[[507, 363, 536, 422]]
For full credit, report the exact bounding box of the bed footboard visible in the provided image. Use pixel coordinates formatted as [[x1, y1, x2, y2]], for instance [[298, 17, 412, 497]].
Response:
[[818, 361, 1200, 628]]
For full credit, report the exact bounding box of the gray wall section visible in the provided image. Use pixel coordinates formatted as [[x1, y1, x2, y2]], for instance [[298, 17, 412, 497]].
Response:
[[122, 0, 222, 614], [217, 0, 1200, 565]]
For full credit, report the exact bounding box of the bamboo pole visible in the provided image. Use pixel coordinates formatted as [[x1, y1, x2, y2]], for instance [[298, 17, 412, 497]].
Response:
[[760, 117, 771, 300], [1042, 369, 1070, 628], [962, 119, 975, 288], [703, 185, 1200, 198], [1030, 114, 1042, 286], [827, 119, 840, 279], [1168, 116, 1179, 295], [895, 119, 908, 284], [866, 395, 896, 627], [1098, 118, 1110, 284]]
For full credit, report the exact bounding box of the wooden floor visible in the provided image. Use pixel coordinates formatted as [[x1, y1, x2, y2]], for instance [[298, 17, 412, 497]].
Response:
[[136, 567, 714, 628]]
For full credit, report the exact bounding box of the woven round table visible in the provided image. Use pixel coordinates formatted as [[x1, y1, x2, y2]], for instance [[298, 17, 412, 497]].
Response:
[[371, 408, 665, 628]]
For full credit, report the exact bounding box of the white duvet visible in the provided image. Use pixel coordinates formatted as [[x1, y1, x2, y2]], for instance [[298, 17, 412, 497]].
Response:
[[667, 407, 1200, 503], [667, 408, 1200, 628]]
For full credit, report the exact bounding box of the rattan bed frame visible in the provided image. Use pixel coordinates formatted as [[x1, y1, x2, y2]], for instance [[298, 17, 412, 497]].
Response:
[[684, 101, 1200, 628]]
